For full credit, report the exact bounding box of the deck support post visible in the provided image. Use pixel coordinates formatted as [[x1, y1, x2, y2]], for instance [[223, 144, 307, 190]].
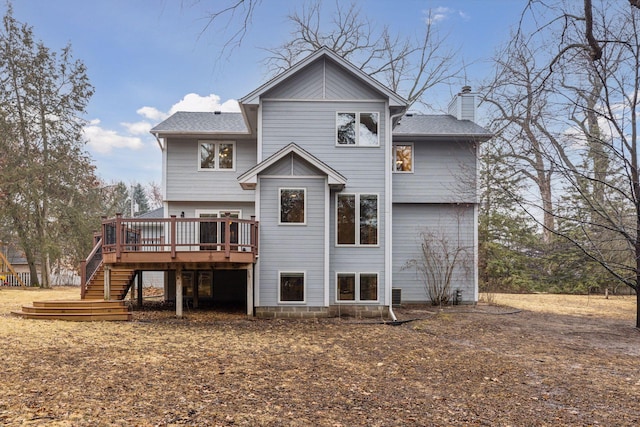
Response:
[[104, 265, 111, 300], [176, 266, 183, 319], [246, 265, 253, 316], [137, 271, 143, 306]]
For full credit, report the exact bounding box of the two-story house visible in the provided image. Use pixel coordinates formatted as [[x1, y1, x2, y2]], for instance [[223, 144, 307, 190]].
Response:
[[72, 46, 491, 320]]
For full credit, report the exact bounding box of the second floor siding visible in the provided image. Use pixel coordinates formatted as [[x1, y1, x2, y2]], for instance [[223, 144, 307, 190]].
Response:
[[392, 139, 477, 204], [261, 99, 387, 194], [165, 136, 256, 202]]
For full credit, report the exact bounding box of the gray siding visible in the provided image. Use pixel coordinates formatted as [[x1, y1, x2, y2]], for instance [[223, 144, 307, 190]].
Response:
[[392, 204, 475, 303], [261, 153, 320, 177], [167, 202, 255, 219], [328, 192, 386, 305], [393, 140, 476, 203], [165, 137, 256, 202], [264, 57, 382, 101], [262, 100, 386, 189], [258, 177, 326, 307]]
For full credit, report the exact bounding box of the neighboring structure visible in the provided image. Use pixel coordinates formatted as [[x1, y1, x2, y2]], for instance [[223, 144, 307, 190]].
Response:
[[142, 47, 492, 318]]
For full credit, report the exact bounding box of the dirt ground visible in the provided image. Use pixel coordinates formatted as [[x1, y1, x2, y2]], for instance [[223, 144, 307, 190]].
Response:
[[0, 287, 638, 426]]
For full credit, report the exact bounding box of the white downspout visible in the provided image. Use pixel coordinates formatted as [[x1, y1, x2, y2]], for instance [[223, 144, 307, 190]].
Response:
[[387, 108, 406, 322]]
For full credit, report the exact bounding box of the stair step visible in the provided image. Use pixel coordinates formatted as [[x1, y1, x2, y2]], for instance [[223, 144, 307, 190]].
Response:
[[12, 311, 132, 321], [32, 300, 127, 309], [12, 299, 131, 321]]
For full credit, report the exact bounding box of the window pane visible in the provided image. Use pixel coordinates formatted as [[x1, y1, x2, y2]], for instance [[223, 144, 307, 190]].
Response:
[[198, 271, 213, 298], [280, 273, 304, 302], [281, 189, 305, 223], [394, 145, 413, 172], [359, 113, 378, 146], [200, 143, 216, 169], [218, 143, 234, 169], [360, 195, 378, 245], [337, 274, 355, 301], [337, 194, 356, 244], [337, 113, 356, 145], [360, 274, 378, 301]]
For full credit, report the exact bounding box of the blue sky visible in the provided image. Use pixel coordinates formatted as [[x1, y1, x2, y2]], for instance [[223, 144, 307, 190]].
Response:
[[9, 0, 525, 185]]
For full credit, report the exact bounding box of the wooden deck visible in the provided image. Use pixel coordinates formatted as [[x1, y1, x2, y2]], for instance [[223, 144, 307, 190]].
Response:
[[80, 214, 259, 305]]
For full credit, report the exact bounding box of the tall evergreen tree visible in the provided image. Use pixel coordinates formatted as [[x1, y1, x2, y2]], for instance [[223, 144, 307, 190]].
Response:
[[0, 6, 96, 286]]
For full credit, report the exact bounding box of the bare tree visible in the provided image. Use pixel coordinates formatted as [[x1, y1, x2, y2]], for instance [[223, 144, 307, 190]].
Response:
[[263, 1, 459, 109], [492, 0, 640, 326], [404, 228, 471, 306]]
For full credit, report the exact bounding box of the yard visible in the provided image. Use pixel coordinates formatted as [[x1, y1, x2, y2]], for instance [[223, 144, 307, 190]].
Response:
[[0, 287, 638, 426]]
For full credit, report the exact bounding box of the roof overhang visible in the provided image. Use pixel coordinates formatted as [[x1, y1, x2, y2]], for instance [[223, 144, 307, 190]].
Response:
[[239, 46, 407, 108], [237, 142, 347, 190]]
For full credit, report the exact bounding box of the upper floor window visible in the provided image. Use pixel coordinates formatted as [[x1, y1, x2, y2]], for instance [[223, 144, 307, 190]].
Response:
[[336, 112, 379, 146], [336, 193, 378, 246], [280, 188, 306, 225], [393, 143, 413, 172], [199, 141, 235, 171]]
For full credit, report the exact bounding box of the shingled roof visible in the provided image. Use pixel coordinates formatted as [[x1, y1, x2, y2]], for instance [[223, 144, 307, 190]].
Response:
[[393, 114, 492, 139], [150, 112, 247, 134]]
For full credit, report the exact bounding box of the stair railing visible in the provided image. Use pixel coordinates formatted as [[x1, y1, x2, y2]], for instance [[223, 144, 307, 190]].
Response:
[[80, 238, 103, 299]]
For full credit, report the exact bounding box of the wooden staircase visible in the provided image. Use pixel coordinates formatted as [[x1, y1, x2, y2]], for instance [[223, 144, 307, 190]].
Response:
[[11, 265, 136, 322], [12, 300, 132, 321], [83, 265, 136, 300]]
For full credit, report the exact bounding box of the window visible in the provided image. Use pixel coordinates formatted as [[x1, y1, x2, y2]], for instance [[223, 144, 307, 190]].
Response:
[[280, 188, 306, 224], [393, 143, 413, 172], [280, 272, 305, 303], [198, 141, 235, 170], [337, 273, 378, 302], [336, 112, 379, 146], [337, 194, 378, 246]]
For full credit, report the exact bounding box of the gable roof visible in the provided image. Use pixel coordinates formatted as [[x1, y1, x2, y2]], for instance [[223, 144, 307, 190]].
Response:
[[150, 112, 248, 135], [238, 142, 347, 190], [136, 207, 164, 219], [239, 46, 407, 108], [393, 114, 493, 140]]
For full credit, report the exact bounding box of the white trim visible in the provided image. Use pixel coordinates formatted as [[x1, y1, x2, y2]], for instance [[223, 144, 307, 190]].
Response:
[[238, 142, 347, 190], [278, 187, 307, 225], [257, 99, 263, 163], [336, 112, 380, 147], [195, 209, 242, 250], [335, 193, 380, 247], [392, 142, 415, 174], [261, 98, 391, 103], [335, 272, 380, 303], [261, 175, 325, 180], [324, 177, 330, 307], [278, 271, 306, 304], [254, 180, 261, 306], [197, 140, 237, 171]]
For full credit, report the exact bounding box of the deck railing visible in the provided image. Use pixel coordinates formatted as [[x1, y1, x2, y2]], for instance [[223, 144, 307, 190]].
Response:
[[100, 214, 259, 260], [80, 238, 103, 299]]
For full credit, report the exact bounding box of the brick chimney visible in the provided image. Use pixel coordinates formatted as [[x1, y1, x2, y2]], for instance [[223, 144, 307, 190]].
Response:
[[448, 85, 477, 122]]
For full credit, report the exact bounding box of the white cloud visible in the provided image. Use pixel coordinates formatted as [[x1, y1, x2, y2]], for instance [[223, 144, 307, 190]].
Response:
[[84, 120, 144, 154], [121, 121, 152, 135], [167, 93, 240, 114], [425, 6, 470, 24], [426, 6, 453, 24], [137, 106, 167, 121], [85, 93, 238, 157]]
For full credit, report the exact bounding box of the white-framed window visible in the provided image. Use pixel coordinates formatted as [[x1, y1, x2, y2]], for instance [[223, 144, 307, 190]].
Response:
[[336, 272, 378, 302], [336, 193, 378, 246], [393, 143, 414, 173], [336, 112, 379, 146], [279, 188, 306, 225], [198, 140, 235, 171], [279, 271, 305, 303], [195, 210, 241, 249]]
